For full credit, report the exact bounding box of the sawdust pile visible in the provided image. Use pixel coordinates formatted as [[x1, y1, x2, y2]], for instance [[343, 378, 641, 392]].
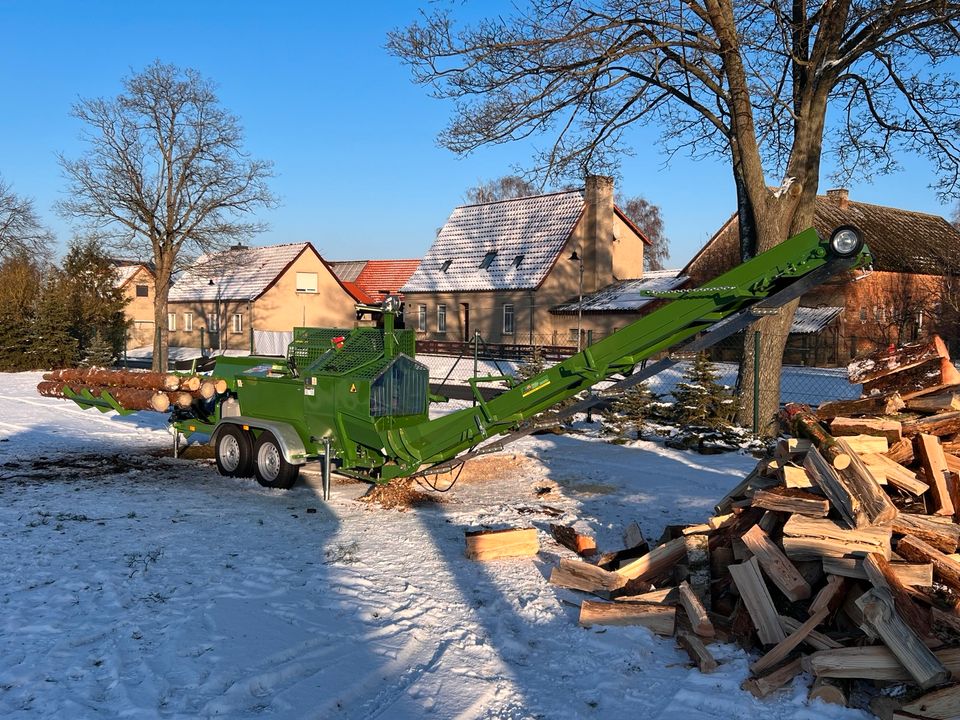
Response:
[[433, 453, 536, 485], [358, 479, 446, 511]]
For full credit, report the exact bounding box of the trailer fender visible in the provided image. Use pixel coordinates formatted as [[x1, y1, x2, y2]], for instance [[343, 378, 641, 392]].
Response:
[[211, 417, 308, 466]]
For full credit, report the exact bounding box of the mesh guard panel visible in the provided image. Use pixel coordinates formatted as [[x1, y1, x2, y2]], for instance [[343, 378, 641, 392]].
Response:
[[288, 328, 351, 371], [370, 355, 428, 417]]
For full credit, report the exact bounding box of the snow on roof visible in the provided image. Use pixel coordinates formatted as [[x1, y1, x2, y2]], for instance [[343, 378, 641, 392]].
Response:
[[113, 264, 142, 289], [551, 272, 688, 314], [168, 243, 312, 302], [402, 190, 585, 292], [356, 259, 420, 297], [791, 306, 843, 334]]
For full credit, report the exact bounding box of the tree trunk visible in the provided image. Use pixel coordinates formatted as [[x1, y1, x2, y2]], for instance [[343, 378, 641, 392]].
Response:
[[152, 262, 172, 372], [734, 196, 803, 434], [734, 143, 824, 432]]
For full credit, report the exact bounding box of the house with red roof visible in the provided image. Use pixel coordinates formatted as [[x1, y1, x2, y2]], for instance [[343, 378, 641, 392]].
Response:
[[166, 242, 363, 351], [400, 176, 650, 346]]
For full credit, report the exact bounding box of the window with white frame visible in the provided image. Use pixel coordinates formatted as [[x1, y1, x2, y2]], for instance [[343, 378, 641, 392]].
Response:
[[184, 312, 193, 332], [233, 314, 243, 334], [437, 304, 447, 332], [296, 272, 318, 293], [418, 304, 427, 332], [167, 313, 176, 332], [502, 304, 515, 335]]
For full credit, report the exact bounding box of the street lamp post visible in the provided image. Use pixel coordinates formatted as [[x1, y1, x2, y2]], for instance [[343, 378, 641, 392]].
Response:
[[568, 249, 584, 351]]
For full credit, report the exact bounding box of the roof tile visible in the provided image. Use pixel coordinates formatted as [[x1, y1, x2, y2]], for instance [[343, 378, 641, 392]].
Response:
[[403, 190, 585, 292], [356, 259, 420, 297]]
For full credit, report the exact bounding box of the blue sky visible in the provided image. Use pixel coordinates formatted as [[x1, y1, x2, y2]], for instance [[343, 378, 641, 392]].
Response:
[[1, 1, 955, 267]]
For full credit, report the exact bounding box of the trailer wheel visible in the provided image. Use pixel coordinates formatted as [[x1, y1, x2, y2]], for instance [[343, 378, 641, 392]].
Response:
[[253, 431, 299, 489], [216, 425, 253, 477]]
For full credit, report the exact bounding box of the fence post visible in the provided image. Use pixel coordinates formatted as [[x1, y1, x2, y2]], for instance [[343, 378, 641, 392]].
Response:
[[473, 331, 480, 407], [200, 327, 205, 355], [249, 324, 254, 354], [753, 329, 761, 435]]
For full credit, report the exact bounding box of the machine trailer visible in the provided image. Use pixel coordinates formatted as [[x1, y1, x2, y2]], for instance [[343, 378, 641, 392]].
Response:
[[47, 226, 870, 493]]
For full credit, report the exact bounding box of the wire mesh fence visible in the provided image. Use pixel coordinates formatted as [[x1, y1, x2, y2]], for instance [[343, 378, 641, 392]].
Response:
[[703, 332, 858, 408], [418, 327, 861, 430]]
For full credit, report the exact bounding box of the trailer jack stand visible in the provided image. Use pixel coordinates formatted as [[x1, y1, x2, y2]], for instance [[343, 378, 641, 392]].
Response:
[[173, 428, 181, 459], [322, 437, 332, 502]]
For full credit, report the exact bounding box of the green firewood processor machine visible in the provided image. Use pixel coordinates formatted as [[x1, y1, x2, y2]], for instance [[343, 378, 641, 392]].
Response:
[[58, 226, 871, 495]]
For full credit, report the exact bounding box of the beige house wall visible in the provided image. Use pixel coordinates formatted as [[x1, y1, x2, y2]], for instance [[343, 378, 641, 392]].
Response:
[[166, 249, 359, 351], [166, 299, 250, 351], [612, 213, 645, 280], [121, 266, 156, 349], [252, 251, 357, 331]]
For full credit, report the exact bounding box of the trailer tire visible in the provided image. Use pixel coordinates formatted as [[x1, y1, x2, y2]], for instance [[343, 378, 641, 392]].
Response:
[[253, 431, 299, 489], [215, 425, 254, 478]]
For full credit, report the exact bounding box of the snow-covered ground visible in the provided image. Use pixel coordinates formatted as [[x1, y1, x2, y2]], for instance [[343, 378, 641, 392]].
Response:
[[0, 372, 871, 719]]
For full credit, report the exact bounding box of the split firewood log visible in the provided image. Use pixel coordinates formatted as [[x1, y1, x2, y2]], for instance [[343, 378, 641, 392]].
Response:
[[780, 404, 851, 470]]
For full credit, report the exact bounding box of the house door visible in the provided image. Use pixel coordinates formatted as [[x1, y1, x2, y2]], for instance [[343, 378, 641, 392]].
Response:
[[461, 303, 470, 341]]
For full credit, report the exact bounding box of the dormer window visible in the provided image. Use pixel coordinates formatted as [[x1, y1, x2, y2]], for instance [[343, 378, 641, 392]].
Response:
[[513, 254, 524, 268], [440, 259, 452, 273], [479, 251, 497, 269]]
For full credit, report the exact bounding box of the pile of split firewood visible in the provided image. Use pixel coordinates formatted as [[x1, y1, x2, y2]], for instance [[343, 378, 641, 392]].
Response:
[[466, 336, 960, 718], [37, 368, 227, 412]]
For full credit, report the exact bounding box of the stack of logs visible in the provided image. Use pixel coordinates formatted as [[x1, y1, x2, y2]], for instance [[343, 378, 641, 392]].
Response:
[[472, 336, 960, 718], [37, 368, 228, 412]]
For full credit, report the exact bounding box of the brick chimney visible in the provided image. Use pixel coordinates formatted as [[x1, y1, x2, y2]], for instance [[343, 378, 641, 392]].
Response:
[[825, 188, 850, 210], [583, 175, 614, 292]]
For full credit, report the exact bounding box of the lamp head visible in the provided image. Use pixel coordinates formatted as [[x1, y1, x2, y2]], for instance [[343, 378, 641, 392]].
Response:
[[829, 225, 864, 258]]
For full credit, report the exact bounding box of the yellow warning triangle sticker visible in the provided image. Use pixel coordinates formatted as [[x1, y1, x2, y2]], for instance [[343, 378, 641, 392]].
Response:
[[349, 383, 357, 393]]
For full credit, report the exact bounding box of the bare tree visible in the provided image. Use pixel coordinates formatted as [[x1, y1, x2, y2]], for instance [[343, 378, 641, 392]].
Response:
[[618, 195, 669, 270], [58, 60, 276, 370], [389, 1, 960, 432], [0, 176, 52, 259], [464, 175, 538, 203]]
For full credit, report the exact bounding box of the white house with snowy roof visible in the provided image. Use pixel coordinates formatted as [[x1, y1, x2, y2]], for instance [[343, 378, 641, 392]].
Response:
[[166, 242, 362, 351], [401, 176, 650, 346]]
